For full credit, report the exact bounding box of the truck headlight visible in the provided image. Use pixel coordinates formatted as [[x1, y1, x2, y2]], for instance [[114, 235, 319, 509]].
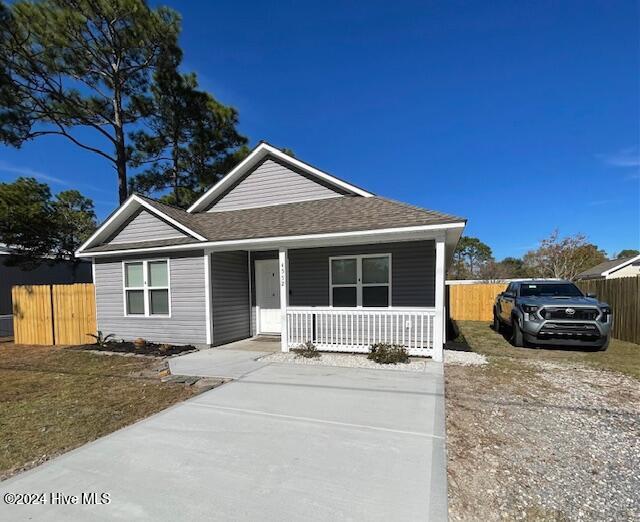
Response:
[[599, 307, 611, 322], [522, 304, 540, 321]]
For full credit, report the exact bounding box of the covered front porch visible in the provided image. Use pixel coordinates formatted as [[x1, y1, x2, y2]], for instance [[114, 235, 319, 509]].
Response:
[[205, 232, 449, 361]]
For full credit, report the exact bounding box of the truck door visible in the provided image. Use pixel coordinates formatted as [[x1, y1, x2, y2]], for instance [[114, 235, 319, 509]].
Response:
[[501, 283, 516, 323]]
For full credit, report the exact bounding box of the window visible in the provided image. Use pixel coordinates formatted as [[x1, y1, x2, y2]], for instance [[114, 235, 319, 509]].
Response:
[[520, 283, 583, 297], [123, 260, 170, 316], [329, 254, 391, 307]]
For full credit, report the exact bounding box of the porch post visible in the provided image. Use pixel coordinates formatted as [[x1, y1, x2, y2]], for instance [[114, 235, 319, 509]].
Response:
[[433, 235, 445, 362], [203, 249, 214, 346], [279, 248, 289, 352]]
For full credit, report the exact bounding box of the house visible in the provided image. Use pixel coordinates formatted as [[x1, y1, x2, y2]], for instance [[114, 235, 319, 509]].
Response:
[[0, 244, 92, 337], [576, 255, 640, 280], [76, 143, 466, 361]]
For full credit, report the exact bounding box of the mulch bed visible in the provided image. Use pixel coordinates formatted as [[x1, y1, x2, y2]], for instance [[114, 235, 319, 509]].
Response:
[[73, 341, 196, 357]]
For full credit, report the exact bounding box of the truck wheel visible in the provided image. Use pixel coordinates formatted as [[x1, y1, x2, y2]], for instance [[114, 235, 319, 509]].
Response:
[[493, 309, 502, 334], [597, 336, 610, 351], [511, 318, 524, 347]]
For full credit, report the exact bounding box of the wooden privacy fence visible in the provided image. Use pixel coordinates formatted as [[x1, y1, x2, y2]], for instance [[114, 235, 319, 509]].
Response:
[[12, 283, 96, 345], [448, 283, 505, 322], [577, 277, 640, 345]]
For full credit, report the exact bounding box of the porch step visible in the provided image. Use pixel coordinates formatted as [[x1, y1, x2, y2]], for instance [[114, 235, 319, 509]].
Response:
[[251, 335, 281, 342]]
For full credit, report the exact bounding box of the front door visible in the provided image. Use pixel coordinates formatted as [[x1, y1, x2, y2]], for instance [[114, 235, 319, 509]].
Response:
[[255, 259, 281, 334]]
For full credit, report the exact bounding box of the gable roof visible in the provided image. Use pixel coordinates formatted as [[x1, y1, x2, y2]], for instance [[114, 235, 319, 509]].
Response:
[[576, 255, 640, 279], [187, 142, 374, 213], [76, 194, 207, 254], [78, 196, 465, 255]]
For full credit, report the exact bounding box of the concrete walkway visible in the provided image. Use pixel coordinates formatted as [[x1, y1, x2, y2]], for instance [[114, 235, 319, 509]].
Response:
[[0, 356, 447, 521], [169, 348, 272, 379]]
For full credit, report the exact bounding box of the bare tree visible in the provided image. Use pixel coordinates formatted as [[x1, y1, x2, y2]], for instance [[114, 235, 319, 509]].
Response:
[[523, 230, 606, 281]]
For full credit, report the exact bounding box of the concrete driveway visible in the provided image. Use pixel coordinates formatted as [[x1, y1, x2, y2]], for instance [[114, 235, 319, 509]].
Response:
[[0, 358, 447, 521]]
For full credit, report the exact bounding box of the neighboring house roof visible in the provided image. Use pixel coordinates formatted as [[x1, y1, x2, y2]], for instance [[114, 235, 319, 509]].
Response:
[[80, 196, 466, 254], [576, 255, 640, 279], [187, 142, 375, 213]]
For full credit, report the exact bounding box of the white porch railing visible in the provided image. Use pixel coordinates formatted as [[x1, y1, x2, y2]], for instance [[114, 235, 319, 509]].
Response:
[[286, 307, 437, 357]]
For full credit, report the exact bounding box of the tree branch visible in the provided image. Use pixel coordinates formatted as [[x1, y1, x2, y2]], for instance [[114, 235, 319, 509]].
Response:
[[30, 128, 116, 163]]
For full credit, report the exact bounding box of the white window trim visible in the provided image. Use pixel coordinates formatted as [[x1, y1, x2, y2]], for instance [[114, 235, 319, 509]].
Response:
[[122, 258, 172, 318], [328, 253, 392, 307]]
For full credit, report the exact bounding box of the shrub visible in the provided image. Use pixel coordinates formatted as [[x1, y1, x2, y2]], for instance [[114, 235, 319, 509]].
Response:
[[87, 330, 115, 348], [292, 341, 321, 359], [368, 343, 409, 364]]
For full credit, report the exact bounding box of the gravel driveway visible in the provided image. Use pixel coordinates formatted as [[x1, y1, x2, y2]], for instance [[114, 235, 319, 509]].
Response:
[[446, 356, 640, 521]]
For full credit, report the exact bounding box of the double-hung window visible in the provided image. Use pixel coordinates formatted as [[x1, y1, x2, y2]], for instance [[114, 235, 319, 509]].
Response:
[[123, 260, 170, 316], [329, 254, 391, 307]]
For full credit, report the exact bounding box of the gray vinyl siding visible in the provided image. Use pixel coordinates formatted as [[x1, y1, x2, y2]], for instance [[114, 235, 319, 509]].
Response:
[[94, 251, 207, 345], [106, 209, 187, 244], [207, 158, 346, 212], [212, 251, 250, 346], [288, 240, 436, 307]]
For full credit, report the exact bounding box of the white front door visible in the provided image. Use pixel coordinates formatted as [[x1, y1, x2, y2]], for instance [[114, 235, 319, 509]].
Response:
[[255, 259, 281, 334]]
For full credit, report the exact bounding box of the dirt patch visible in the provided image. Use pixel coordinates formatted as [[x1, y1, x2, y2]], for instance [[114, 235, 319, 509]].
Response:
[[446, 324, 640, 521]]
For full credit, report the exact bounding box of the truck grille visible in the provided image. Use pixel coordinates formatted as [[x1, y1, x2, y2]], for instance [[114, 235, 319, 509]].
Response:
[[539, 307, 599, 321], [539, 322, 599, 337]]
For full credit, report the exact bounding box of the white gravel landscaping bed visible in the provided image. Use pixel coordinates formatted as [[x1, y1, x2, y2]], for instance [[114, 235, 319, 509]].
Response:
[[444, 350, 487, 366], [261, 349, 487, 371], [261, 351, 430, 371]]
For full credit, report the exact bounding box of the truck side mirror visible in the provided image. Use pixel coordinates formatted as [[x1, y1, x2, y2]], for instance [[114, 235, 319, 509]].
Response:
[[586, 292, 597, 298]]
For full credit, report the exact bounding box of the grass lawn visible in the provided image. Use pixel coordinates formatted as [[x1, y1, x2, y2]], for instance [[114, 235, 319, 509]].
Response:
[[0, 343, 196, 480], [455, 320, 640, 379]]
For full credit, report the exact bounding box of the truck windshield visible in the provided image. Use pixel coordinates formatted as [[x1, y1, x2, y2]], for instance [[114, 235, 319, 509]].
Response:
[[520, 283, 583, 297]]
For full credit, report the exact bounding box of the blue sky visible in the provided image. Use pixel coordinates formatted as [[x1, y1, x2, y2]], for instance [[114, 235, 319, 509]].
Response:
[[1, 0, 638, 259]]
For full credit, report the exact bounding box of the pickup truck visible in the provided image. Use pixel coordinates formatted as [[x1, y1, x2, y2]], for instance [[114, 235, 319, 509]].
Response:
[[493, 280, 612, 350]]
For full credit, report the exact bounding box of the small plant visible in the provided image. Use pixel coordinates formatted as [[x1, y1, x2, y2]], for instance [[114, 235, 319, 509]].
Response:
[[367, 343, 409, 364], [158, 344, 172, 354], [87, 330, 115, 348], [292, 341, 321, 359]]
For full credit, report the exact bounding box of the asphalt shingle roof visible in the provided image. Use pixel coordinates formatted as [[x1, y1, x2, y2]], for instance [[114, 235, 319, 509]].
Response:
[[84, 195, 465, 253], [86, 237, 200, 253], [576, 257, 636, 279]]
